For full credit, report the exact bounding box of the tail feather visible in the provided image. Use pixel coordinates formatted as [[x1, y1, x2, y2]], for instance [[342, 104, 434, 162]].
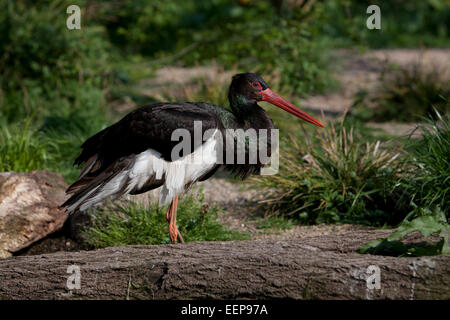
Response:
[[61, 156, 133, 213]]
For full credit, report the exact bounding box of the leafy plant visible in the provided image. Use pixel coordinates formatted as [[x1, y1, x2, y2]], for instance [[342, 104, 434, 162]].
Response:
[[359, 206, 449, 256], [82, 193, 250, 248]]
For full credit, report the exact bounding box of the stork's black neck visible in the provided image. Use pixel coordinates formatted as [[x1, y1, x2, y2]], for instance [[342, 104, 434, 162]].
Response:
[[228, 94, 274, 130], [229, 93, 253, 116], [221, 89, 275, 180]]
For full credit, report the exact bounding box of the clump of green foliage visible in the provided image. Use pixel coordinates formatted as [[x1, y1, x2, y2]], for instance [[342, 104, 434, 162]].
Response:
[[83, 193, 250, 248], [359, 206, 449, 256], [254, 120, 406, 226], [0, 0, 113, 124], [0, 1, 116, 181], [318, 0, 450, 48], [0, 120, 102, 182], [402, 111, 450, 215], [97, 0, 335, 94], [0, 123, 52, 172], [353, 62, 449, 122]]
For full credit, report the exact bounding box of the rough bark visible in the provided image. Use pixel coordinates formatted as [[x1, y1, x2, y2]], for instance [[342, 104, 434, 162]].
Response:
[[0, 230, 449, 300]]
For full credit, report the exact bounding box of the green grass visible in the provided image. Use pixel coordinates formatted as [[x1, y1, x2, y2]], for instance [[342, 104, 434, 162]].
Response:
[[0, 124, 88, 182], [402, 111, 450, 215], [0, 123, 52, 172], [255, 215, 294, 230], [0, 111, 109, 182], [253, 119, 407, 226], [82, 193, 250, 248]]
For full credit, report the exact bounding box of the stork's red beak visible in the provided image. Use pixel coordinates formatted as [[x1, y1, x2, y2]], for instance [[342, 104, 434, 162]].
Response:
[[259, 88, 324, 127]]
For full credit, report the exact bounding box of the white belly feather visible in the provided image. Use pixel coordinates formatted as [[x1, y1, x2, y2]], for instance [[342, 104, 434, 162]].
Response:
[[131, 132, 218, 205]]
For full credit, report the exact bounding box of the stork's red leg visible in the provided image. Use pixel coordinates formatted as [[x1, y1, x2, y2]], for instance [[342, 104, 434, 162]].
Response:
[[165, 196, 184, 243]]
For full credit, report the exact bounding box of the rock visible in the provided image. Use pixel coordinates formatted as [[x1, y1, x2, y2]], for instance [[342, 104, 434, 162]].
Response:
[[0, 170, 68, 258]]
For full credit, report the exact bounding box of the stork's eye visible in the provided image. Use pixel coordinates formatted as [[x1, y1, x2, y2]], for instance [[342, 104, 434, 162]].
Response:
[[251, 81, 262, 90]]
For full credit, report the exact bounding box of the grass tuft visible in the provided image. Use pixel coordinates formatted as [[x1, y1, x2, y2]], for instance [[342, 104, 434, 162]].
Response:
[[253, 120, 406, 226], [82, 193, 250, 248], [403, 111, 450, 215], [0, 122, 52, 172]]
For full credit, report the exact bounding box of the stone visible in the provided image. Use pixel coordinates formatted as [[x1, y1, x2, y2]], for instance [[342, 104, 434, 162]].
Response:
[[0, 170, 68, 258]]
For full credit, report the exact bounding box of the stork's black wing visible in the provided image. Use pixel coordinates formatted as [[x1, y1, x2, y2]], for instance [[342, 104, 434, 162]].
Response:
[[63, 103, 222, 202], [75, 103, 221, 169]]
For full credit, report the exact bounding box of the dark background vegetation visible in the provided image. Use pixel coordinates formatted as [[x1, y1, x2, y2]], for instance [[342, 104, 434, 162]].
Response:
[[0, 0, 448, 254]]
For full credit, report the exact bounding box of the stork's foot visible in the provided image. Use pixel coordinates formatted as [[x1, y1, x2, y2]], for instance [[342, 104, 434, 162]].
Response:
[[169, 222, 184, 243], [165, 196, 184, 244]]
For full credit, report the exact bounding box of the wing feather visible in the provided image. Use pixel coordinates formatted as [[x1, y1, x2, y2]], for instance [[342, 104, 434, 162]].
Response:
[[62, 102, 222, 212]]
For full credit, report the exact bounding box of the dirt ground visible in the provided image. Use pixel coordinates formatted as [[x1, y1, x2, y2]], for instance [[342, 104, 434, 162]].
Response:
[[18, 48, 449, 256]]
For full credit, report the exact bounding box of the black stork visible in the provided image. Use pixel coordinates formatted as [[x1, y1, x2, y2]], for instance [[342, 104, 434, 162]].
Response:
[[61, 73, 324, 243]]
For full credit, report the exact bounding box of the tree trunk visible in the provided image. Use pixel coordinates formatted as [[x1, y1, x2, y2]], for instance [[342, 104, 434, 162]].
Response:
[[0, 230, 449, 299]]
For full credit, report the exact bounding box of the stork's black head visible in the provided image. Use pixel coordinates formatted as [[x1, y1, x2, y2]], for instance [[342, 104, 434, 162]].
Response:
[[228, 73, 324, 127], [228, 73, 269, 106]]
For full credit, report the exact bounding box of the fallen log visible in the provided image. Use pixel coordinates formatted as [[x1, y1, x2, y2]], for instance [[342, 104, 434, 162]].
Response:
[[0, 230, 449, 299]]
